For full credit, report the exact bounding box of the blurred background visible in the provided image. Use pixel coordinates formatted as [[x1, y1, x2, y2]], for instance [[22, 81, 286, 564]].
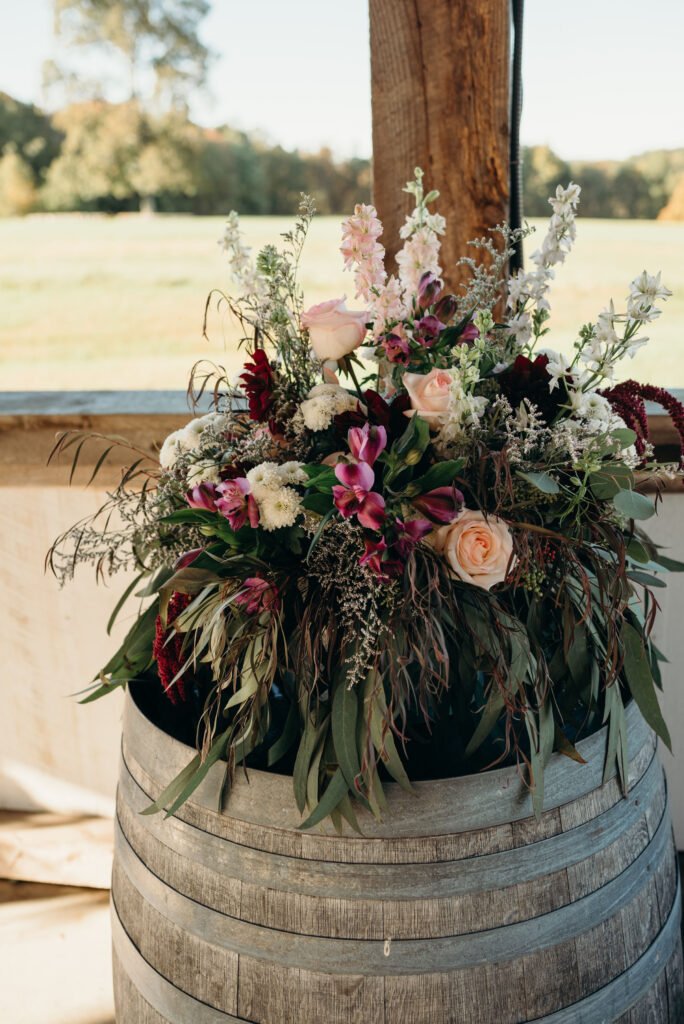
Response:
[[1, 2, 683, 1022], [1, 0, 684, 390]]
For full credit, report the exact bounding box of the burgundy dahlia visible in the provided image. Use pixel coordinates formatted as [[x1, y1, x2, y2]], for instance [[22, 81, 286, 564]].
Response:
[[497, 354, 567, 423]]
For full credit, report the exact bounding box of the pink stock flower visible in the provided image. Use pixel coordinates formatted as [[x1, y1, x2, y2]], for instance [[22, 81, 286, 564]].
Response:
[[347, 423, 387, 466], [234, 577, 280, 616], [412, 485, 464, 524], [186, 482, 218, 511], [215, 478, 259, 530], [340, 203, 387, 302], [332, 461, 386, 530]]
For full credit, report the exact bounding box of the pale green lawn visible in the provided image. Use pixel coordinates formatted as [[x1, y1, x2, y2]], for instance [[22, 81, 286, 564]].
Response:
[[1, 213, 683, 390]]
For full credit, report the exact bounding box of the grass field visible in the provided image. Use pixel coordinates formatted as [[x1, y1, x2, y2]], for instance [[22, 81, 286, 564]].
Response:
[[1, 213, 684, 391]]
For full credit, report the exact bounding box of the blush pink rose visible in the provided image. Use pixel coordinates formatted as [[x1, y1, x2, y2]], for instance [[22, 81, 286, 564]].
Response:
[[403, 368, 452, 425], [430, 510, 514, 590], [302, 298, 369, 362]]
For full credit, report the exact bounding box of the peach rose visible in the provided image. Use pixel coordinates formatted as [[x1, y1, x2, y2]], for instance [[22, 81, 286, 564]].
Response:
[[403, 368, 452, 425], [302, 298, 368, 362], [430, 510, 514, 590]]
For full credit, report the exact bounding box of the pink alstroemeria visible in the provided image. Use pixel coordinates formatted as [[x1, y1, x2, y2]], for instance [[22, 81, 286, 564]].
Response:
[[412, 485, 464, 524], [215, 478, 259, 530], [417, 271, 443, 310], [186, 482, 218, 511], [174, 548, 203, 570], [332, 461, 386, 530], [347, 422, 387, 466], [359, 537, 402, 580], [393, 517, 433, 559], [234, 577, 280, 616]]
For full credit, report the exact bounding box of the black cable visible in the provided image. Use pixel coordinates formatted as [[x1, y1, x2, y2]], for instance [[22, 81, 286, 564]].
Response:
[[509, 0, 525, 272]]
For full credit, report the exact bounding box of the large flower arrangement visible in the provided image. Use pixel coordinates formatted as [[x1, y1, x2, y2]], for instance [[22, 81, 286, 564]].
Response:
[[51, 171, 684, 827]]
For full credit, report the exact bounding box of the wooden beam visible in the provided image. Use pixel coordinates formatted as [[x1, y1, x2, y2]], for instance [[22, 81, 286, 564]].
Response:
[[370, 0, 510, 292]]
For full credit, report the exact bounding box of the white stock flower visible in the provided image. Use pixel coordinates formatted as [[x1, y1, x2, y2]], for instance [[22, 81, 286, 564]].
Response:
[[396, 226, 442, 294]]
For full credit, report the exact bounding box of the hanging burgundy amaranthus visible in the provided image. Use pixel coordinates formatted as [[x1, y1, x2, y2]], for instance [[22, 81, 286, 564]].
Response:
[[152, 592, 192, 704], [601, 380, 684, 466]]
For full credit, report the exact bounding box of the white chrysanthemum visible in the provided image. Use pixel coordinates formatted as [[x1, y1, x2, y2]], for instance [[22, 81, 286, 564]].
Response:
[[198, 411, 232, 434], [299, 385, 357, 432], [159, 429, 188, 469], [277, 461, 308, 486], [258, 486, 303, 531], [300, 396, 335, 432], [186, 458, 221, 488], [247, 462, 283, 494]]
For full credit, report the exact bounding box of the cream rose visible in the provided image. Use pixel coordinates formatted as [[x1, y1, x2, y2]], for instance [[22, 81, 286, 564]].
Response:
[[302, 298, 368, 362], [430, 510, 514, 590], [403, 368, 452, 426]]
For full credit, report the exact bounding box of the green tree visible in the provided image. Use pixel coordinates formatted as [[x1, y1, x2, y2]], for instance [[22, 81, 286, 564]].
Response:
[[522, 146, 572, 217], [0, 92, 62, 183], [42, 100, 197, 211], [0, 145, 38, 215], [52, 0, 212, 107]]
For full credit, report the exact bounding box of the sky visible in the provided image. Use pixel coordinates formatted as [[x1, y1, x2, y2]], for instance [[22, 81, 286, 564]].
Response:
[[1, 0, 683, 161]]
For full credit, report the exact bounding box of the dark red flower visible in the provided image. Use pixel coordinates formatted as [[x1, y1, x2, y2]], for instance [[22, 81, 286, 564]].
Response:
[[497, 354, 567, 423], [239, 349, 275, 423], [153, 592, 192, 704], [601, 380, 684, 466]]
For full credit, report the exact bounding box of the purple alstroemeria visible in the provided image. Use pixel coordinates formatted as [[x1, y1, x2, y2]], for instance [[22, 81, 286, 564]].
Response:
[[414, 314, 446, 347], [417, 271, 443, 310], [332, 461, 386, 530], [186, 482, 218, 511], [393, 517, 433, 559], [347, 422, 387, 466], [412, 485, 464, 523], [382, 331, 410, 365], [434, 293, 457, 322], [359, 537, 402, 580], [215, 478, 259, 530], [460, 320, 480, 343]]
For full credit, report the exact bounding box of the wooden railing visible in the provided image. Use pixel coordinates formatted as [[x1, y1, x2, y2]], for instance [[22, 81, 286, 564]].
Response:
[[1, 391, 683, 847]]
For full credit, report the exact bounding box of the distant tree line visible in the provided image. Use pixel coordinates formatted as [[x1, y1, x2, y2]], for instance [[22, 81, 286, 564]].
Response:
[[1, 97, 683, 220]]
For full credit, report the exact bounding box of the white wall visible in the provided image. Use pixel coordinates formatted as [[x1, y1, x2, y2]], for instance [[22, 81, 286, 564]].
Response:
[[647, 493, 684, 848]]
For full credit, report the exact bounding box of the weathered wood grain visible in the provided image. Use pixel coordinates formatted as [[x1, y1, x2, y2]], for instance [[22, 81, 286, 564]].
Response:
[[113, 690, 684, 1022], [369, 0, 510, 293]]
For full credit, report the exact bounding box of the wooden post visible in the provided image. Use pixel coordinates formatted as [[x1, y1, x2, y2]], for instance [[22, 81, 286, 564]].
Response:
[[370, 0, 510, 292]]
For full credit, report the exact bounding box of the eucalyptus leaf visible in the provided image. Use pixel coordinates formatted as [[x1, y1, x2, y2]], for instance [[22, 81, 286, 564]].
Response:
[[517, 470, 560, 495], [613, 489, 655, 521], [299, 768, 349, 830], [621, 621, 672, 750], [332, 679, 361, 790]]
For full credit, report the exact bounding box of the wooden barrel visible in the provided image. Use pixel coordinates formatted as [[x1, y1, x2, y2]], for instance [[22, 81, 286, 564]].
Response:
[[112, 687, 683, 1023]]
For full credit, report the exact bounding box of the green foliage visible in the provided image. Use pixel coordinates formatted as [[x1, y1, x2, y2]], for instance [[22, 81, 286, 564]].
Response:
[[0, 146, 37, 216], [53, 0, 212, 108]]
